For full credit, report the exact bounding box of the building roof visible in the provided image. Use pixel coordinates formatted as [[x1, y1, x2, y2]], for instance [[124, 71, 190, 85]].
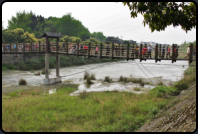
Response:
[[41, 32, 63, 38]]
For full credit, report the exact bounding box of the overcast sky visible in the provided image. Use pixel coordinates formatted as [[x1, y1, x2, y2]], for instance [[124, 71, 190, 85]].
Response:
[[2, 2, 196, 45]]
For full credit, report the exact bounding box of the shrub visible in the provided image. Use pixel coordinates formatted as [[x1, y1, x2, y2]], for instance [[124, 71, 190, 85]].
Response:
[[19, 79, 27, 85], [174, 81, 189, 91], [140, 82, 144, 87], [2, 66, 8, 70], [30, 70, 34, 73], [149, 107, 159, 117], [123, 77, 128, 83], [184, 66, 196, 75], [84, 71, 90, 79], [2, 63, 16, 70], [17, 61, 26, 70], [119, 76, 123, 81], [104, 76, 111, 82], [90, 74, 96, 80], [157, 81, 163, 86], [87, 77, 93, 84], [26, 59, 40, 70], [35, 72, 40, 76], [134, 87, 141, 91], [78, 90, 88, 99], [41, 68, 45, 74]]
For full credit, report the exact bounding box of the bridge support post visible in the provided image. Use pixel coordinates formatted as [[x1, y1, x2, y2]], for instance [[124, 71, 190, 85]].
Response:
[[172, 44, 174, 63], [127, 43, 129, 61], [189, 43, 193, 65], [112, 43, 114, 60], [140, 44, 142, 62], [43, 53, 61, 84], [56, 54, 60, 77], [155, 44, 158, 63], [100, 43, 102, 59], [45, 53, 49, 79]]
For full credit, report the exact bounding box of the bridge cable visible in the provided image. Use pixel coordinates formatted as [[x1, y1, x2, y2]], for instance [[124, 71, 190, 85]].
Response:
[[133, 60, 158, 88], [58, 62, 115, 77], [138, 61, 175, 93]]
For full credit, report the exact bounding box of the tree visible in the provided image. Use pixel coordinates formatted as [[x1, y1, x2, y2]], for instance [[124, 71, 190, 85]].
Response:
[[90, 37, 99, 44], [23, 31, 37, 43], [123, 40, 129, 44], [91, 32, 106, 42], [121, 2, 196, 33], [105, 41, 112, 44], [7, 10, 33, 33], [3, 30, 17, 43], [75, 37, 82, 43], [14, 28, 25, 43]]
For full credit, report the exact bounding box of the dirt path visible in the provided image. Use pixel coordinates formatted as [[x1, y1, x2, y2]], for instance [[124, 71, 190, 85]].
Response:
[[137, 82, 196, 132]]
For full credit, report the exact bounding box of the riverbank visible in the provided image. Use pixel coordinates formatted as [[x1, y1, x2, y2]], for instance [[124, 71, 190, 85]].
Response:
[[2, 62, 196, 132], [2, 55, 120, 71]]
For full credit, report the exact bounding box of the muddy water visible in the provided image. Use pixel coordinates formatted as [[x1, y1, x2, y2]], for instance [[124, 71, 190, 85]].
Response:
[[2, 60, 189, 95]]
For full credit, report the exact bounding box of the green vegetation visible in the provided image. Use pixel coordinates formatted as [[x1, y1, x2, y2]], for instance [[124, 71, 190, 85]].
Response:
[[3, 11, 106, 43], [2, 65, 196, 132], [30, 70, 34, 73], [134, 87, 141, 91], [34, 72, 40, 76], [2, 55, 118, 71], [2, 63, 16, 70], [122, 2, 196, 33], [84, 72, 96, 84], [18, 79, 27, 85], [2, 86, 169, 132], [104, 76, 112, 83]]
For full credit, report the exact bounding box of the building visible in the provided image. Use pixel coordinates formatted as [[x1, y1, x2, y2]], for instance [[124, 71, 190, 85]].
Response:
[[106, 36, 121, 44]]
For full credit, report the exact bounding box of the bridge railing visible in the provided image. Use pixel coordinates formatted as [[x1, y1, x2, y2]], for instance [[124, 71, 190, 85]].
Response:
[[2, 42, 196, 62]]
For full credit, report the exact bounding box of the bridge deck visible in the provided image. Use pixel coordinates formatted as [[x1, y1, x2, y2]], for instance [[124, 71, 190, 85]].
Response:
[[2, 42, 196, 62]]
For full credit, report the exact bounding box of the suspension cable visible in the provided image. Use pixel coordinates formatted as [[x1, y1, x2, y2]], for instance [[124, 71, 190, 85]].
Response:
[[138, 61, 175, 93], [134, 60, 157, 87]]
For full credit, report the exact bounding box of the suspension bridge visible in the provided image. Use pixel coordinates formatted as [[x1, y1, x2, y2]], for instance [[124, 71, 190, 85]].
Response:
[[2, 32, 196, 84]]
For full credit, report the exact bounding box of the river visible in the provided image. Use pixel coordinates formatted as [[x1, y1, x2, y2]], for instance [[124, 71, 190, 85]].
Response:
[[2, 59, 189, 95]]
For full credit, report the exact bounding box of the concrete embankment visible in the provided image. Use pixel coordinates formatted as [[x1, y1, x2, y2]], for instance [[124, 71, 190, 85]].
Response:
[[137, 82, 196, 132]]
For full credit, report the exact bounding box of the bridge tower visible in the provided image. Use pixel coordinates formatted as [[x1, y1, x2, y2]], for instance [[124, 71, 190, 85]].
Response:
[[41, 32, 63, 84]]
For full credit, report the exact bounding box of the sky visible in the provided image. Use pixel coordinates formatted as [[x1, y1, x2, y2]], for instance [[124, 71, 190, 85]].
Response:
[[2, 2, 196, 45]]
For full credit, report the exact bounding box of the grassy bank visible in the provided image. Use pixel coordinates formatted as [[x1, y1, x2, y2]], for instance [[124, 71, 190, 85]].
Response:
[[2, 65, 196, 132]]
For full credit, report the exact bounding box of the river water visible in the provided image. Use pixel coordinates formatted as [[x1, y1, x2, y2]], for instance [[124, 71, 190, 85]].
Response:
[[2, 59, 189, 95]]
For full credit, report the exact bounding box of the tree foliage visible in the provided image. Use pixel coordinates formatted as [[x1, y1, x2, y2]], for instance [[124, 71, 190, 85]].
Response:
[[90, 32, 106, 42], [7, 10, 45, 38], [122, 2, 196, 33]]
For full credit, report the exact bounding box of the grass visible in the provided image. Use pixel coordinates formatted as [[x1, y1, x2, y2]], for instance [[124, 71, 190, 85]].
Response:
[[18, 79, 27, 85], [2, 86, 170, 132], [2, 65, 196, 132]]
